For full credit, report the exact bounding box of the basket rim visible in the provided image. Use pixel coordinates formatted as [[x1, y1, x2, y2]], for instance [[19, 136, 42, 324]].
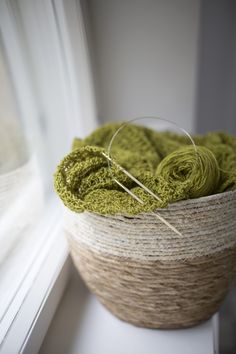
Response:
[[162, 188, 236, 207], [65, 188, 236, 261], [77, 189, 236, 218]]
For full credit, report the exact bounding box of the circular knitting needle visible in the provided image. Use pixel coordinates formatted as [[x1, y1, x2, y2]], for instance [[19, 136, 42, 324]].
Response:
[[102, 152, 183, 237], [102, 153, 162, 202]]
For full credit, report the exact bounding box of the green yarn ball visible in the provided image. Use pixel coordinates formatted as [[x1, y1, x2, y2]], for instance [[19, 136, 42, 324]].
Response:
[[156, 145, 220, 199]]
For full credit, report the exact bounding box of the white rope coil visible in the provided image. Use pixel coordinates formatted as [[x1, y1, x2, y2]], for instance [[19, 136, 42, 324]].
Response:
[[64, 189, 236, 261]]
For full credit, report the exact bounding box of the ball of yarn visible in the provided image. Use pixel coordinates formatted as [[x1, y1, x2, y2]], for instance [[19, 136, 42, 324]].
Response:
[[156, 145, 220, 199]]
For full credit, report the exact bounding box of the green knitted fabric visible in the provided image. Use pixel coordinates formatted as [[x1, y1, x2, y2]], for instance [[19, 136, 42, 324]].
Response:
[[54, 123, 236, 215]]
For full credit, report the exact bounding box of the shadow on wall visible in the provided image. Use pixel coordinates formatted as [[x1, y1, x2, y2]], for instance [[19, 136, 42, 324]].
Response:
[[220, 285, 236, 354], [196, 0, 236, 134], [196, 3, 236, 353]]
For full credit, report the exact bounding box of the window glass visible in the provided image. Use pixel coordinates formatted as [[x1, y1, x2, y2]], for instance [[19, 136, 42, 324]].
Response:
[[0, 39, 44, 317]]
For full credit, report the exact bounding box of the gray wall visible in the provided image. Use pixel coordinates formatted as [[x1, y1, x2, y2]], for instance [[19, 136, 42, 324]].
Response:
[[196, 0, 236, 134], [85, 0, 200, 133]]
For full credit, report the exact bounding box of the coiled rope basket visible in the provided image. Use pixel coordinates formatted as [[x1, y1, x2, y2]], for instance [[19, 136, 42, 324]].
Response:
[[54, 121, 236, 329], [64, 189, 236, 329]]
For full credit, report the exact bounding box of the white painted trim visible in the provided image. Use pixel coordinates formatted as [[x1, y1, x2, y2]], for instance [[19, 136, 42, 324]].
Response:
[[0, 0, 96, 352], [53, 0, 98, 138], [20, 257, 71, 354], [0, 203, 71, 354]]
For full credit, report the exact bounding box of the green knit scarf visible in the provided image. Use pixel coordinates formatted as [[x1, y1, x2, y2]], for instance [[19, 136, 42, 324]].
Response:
[[54, 123, 236, 215]]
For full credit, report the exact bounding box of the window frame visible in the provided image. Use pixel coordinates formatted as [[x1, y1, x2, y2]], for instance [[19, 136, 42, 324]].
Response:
[[0, 0, 97, 351], [0, 199, 70, 354]]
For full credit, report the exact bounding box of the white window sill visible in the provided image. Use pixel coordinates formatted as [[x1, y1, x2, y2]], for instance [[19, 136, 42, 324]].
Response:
[[0, 199, 71, 354], [39, 269, 219, 354]]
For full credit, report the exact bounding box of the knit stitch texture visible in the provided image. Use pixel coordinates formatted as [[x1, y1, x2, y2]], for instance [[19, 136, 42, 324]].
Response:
[[54, 123, 236, 215]]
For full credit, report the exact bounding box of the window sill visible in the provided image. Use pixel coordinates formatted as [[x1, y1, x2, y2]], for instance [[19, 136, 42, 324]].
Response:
[[0, 199, 71, 354], [40, 269, 219, 354]]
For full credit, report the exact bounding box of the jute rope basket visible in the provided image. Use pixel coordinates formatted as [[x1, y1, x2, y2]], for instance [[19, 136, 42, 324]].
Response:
[[64, 189, 236, 329]]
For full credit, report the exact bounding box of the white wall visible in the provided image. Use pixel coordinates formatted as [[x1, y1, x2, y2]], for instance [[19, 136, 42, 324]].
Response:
[[86, 0, 200, 133]]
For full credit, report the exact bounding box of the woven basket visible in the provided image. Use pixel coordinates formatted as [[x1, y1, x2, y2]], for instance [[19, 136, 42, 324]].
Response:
[[64, 190, 236, 329]]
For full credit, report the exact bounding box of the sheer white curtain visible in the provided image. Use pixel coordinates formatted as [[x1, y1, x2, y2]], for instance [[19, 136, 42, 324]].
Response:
[[0, 0, 97, 340], [0, 0, 97, 182]]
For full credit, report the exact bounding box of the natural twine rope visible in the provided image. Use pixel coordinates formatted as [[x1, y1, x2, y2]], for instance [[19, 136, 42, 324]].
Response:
[[65, 190, 236, 328], [67, 237, 236, 328]]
